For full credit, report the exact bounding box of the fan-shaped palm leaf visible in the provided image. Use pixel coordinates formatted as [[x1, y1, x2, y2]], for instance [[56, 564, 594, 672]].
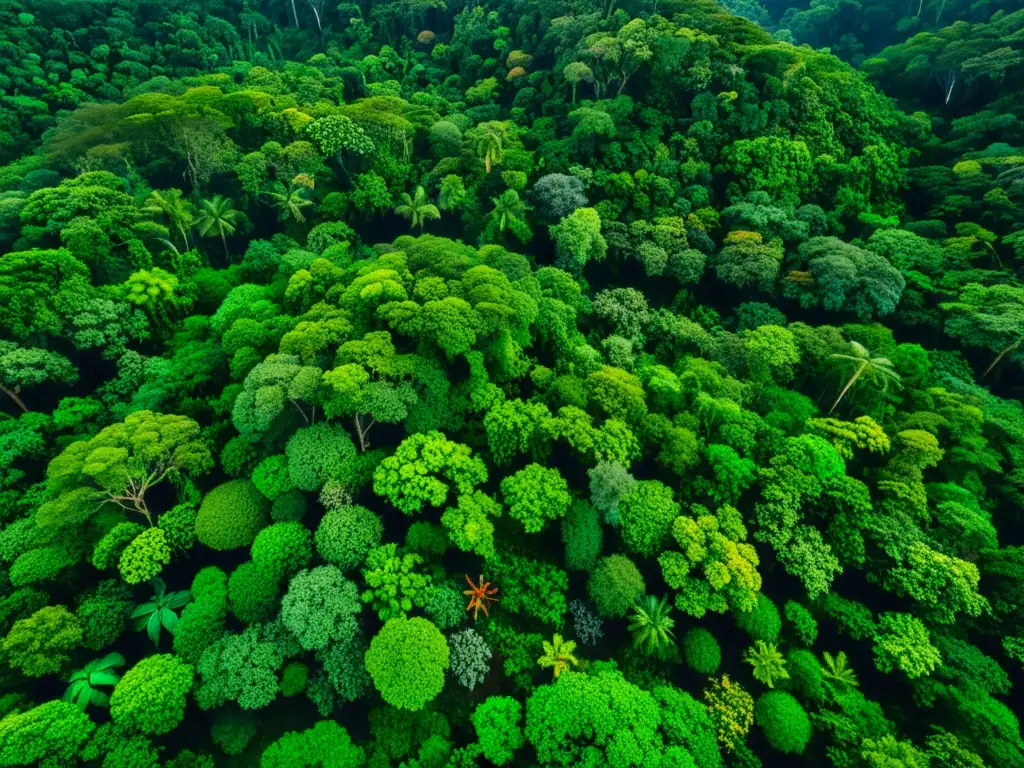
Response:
[[142, 189, 194, 248], [538, 634, 579, 678], [264, 181, 314, 223], [821, 651, 859, 687], [394, 186, 441, 232], [829, 341, 902, 413], [63, 653, 125, 711], [195, 195, 245, 259], [628, 595, 677, 657]]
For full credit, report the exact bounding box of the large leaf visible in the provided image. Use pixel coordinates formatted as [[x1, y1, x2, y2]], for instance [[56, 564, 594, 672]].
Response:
[[151, 576, 167, 600], [130, 602, 157, 621], [76, 685, 92, 711], [147, 611, 162, 646], [160, 608, 179, 636], [167, 590, 192, 610], [93, 652, 125, 672], [90, 690, 110, 709], [63, 679, 86, 704], [88, 671, 121, 687]]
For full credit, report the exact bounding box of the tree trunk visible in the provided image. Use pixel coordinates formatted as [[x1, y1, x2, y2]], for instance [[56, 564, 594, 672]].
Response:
[[829, 362, 868, 414], [354, 413, 375, 451], [982, 339, 1022, 379], [942, 69, 956, 104], [137, 497, 154, 527], [0, 385, 28, 413], [290, 0, 301, 28], [307, 0, 322, 31]]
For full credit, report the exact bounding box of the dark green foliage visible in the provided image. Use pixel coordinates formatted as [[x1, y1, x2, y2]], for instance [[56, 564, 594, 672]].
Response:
[[588, 555, 645, 619], [250, 522, 313, 583], [228, 562, 280, 624], [754, 692, 812, 754], [784, 650, 825, 701], [286, 424, 358, 493], [683, 629, 722, 675], [280, 662, 309, 697], [0, 1, 1021, 763], [784, 601, 818, 647], [76, 580, 133, 651], [424, 583, 466, 631], [174, 567, 228, 665], [735, 595, 782, 643], [404, 521, 449, 558], [211, 708, 259, 756], [281, 566, 361, 651], [486, 552, 569, 627], [195, 627, 282, 711], [561, 499, 603, 571], [195, 480, 269, 551]]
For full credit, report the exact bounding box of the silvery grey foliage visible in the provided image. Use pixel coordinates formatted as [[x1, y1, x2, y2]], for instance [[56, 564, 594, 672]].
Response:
[[531, 173, 589, 220], [569, 600, 604, 646], [448, 628, 491, 690], [588, 461, 636, 526]]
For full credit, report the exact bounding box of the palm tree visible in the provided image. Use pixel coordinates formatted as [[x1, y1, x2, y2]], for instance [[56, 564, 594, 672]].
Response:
[[142, 189, 194, 248], [828, 341, 902, 414], [472, 121, 510, 173], [63, 653, 125, 711], [491, 189, 528, 233], [131, 577, 191, 647], [265, 180, 314, 223], [195, 195, 244, 259], [538, 634, 579, 678], [744, 641, 789, 688], [394, 186, 441, 232], [821, 651, 859, 687], [628, 595, 676, 657]]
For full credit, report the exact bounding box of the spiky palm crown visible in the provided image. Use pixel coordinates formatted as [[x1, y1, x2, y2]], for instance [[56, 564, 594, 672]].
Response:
[[628, 594, 677, 657]]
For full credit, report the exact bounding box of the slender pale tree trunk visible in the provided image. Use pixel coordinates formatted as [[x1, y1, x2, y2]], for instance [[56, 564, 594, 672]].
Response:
[[306, 0, 322, 31], [830, 362, 868, 414], [1, 385, 28, 413], [942, 69, 957, 104], [982, 339, 1022, 379], [354, 413, 375, 451]]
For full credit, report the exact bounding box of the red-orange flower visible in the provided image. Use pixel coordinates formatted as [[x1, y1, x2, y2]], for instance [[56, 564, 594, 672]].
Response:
[[463, 574, 499, 620]]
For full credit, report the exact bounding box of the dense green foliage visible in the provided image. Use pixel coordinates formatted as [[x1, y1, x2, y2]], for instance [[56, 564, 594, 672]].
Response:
[[1, 0, 1023, 764]]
